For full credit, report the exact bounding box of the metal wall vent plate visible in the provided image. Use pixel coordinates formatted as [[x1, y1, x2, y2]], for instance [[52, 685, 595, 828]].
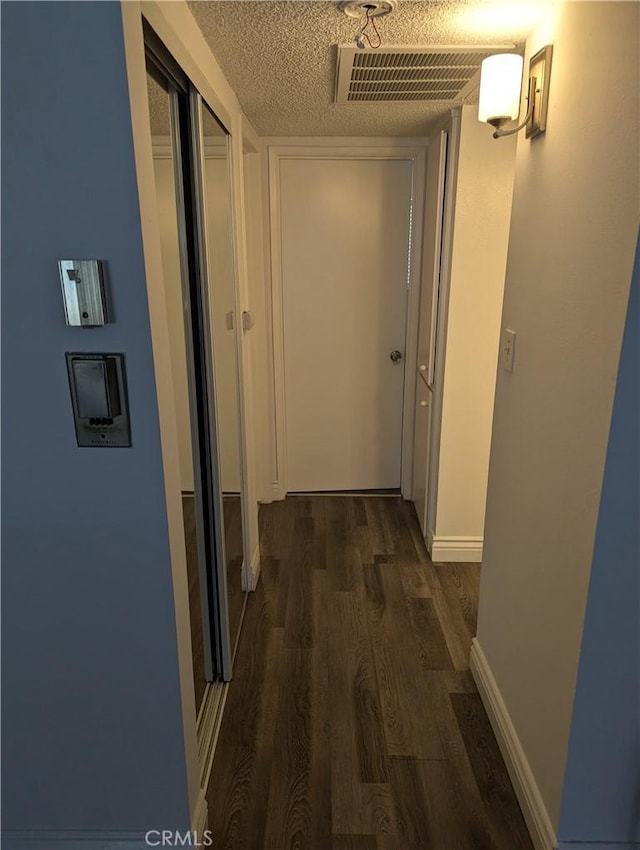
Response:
[[335, 45, 516, 104]]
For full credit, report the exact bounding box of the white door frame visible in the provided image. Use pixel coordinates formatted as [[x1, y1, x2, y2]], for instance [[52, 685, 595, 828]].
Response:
[[426, 110, 461, 544], [266, 139, 427, 499]]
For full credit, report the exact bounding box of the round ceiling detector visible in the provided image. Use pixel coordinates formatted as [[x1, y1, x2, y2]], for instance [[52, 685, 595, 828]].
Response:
[[340, 0, 397, 19]]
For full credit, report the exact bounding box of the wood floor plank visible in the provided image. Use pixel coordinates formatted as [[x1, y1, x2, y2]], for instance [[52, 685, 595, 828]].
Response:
[[328, 593, 368, 834], [379, 498, 403, 552], [260, 557, 289, 630], [263, 649, 313, 849], [373, 554, 390, 564], [408, 596, 454, 670], [425, 563, 473, 670], [389, 757, 496, 850], [326, 499, 362, 592], [354, 525, 374, 566], [242, 626, 284, 848], [284, 515, 315, 648], [261, 496, 296, 560], [399, 498, 431, 565], [390, 500, 424, 565], [207, 584, 280, 850], [451, 692, 534, 850], [363, 498, 395, 555], [400, 563, 432, 598], [433, 561, 480, 639], [310, 570, 332, 846], [388, 758, 432, 849], [421, 675, 522, 850], [440, 669, 479, 694], [362, 563, 444, 759], [310, 497, 327, 570], [332, 836, 377, 849], [359, 783, 399, 849], [295, 497, 312, 517], [337, 590, 388, 783], [464, 559, 481, 603], [428, 670, 475, 760], [353, 496, 368, 527]]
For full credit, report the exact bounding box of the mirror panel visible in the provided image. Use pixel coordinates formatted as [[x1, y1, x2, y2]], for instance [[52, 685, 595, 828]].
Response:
[[200, 103, 246, 654], [146, 69, 211, 715]]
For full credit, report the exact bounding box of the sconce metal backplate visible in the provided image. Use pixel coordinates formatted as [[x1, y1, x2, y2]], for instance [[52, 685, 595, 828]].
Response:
[[526, 45, 553, 139]]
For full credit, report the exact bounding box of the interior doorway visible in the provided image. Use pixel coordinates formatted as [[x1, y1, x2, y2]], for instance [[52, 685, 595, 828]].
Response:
[[270, 148, 425, 495]]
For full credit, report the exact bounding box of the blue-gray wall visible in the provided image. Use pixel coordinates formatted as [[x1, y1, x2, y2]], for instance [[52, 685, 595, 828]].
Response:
[[1, 0, 190, 834], [558, 234, 640, 846]]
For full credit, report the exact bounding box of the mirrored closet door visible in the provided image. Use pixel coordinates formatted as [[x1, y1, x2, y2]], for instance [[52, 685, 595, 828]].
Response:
[[144, 34, 247, 720], [190, 97, 246, 658]]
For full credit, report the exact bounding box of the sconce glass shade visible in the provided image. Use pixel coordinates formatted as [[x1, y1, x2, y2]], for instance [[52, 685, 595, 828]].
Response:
[[478, 54, 524, 127]]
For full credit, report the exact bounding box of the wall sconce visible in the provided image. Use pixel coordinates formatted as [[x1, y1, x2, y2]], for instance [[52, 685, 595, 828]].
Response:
[[478, 45, 552, 139]]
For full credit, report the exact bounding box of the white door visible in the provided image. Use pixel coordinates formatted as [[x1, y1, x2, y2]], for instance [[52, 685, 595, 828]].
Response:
[[279, 157, 413, 492]]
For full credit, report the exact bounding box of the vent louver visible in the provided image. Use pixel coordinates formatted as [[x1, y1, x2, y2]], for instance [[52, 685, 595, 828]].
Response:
[[335, 45, 516, 104]]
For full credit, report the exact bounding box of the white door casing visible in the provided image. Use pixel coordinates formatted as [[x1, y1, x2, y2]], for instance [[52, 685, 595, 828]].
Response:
[[412, 130, 448, 533], [412, 377, 433, 533], [417, 130, 448, 388], [268, 144, 426, 495], [426, 111, 461, 542]]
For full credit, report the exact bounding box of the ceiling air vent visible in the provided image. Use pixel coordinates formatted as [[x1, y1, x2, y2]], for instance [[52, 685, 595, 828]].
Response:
[[335, 45, 515, 104]]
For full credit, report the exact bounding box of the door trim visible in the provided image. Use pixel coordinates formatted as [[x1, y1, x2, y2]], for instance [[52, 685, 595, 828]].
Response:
[[426, 110, 461, 540], [267, 142, 427, 499]]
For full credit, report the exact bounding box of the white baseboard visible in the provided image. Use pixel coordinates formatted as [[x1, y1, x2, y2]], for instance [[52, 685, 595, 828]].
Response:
[[248, 546, 261, 590], [470, 639, 557, 850], [241, 547, 261, 592], [427, 527, 435, 551], [429, 534, 483, 562]]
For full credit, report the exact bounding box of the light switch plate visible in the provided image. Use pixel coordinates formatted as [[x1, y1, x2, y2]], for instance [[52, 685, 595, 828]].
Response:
[[502, 328, 516, 372], [66, 353, 131, 447]]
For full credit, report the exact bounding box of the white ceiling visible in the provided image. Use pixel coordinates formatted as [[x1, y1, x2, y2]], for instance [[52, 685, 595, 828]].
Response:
[[187, 0, 554, 137]]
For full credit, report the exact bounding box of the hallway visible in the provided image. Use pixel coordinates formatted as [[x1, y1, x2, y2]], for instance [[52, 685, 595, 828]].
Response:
[[207, 496, 533, 849]]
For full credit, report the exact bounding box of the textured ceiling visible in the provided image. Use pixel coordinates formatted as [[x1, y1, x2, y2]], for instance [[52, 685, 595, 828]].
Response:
[[147, 73, 170, 136], [187, 0, 554, 137]]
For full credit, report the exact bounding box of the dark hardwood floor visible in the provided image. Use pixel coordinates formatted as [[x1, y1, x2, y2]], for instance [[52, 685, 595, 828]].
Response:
[[223, 493, 245, 652], [183, 494, 207, 714], [206, 495, 533, 850]]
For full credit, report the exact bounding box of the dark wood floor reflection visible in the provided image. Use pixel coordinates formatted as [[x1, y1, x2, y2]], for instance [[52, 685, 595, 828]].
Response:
[[223, 494, 245, 653], [183, 493, 245, 717], [183, 494, 207, 714], [207, 496, 533, 849]]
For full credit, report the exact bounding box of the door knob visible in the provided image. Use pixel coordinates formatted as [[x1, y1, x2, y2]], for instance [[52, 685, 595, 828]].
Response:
[[420, 400, 428, 407], [419, 364, 427, 372], [390, 350, 403, 363]]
